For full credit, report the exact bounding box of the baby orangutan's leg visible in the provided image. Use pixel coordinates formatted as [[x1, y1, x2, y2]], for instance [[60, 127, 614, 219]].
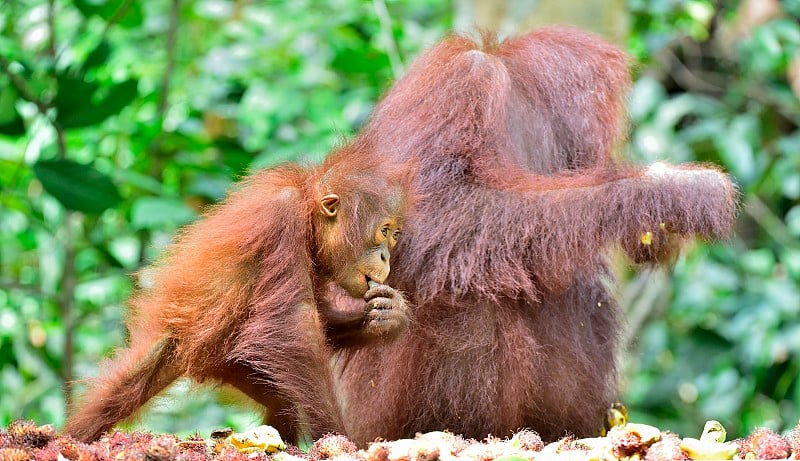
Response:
[[225, 301, 346, 441], [64, 337, 181, 442], [215, 361, 301, 443]]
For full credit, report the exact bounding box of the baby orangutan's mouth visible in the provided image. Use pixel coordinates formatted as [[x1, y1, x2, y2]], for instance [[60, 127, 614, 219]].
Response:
[[364, 275, 379, 290]]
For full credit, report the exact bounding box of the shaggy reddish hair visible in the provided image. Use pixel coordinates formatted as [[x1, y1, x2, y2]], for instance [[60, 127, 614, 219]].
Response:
[[64, 145, 410, 442], [330, 27, 737, 444]]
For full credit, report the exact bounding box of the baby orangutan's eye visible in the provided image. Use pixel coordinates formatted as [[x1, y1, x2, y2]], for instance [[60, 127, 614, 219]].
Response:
[[381, 226, 389, 237], [392, 231, 401, 241]]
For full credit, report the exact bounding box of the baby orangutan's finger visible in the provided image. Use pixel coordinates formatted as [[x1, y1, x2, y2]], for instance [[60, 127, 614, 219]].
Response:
[[365, 307, 408, 336], [364, 284, 398, 302]]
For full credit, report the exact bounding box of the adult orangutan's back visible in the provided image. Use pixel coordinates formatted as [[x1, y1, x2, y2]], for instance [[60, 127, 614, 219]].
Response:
[[333, 27, 738, 445]]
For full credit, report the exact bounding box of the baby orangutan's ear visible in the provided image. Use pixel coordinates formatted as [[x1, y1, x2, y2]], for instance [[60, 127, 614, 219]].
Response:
[[320, 194, 340, 218]]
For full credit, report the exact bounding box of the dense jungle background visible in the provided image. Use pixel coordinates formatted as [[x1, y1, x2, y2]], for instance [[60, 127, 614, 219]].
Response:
[[1, 0, 799, 440]]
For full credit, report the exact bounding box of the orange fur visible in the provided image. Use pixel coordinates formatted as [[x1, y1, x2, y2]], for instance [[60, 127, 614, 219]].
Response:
[[327, 27, 739, 444], [65, 147, 409, 442]]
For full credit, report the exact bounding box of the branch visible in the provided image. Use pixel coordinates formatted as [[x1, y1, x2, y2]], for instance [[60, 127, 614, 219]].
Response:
[[0, 280, 46, 297], [745, 85, 800, 126], [158, 0, 181, 119], [47, 0, 57, 60], [100, 0, 135, 37], [46, 0, 66, 159], [373, 0, 404, 78], [57, 0, 135, 63], [59, 213, 79, 406], [0, 50, 66, 159], [145, 0, 180, 177], [744, 196, 800, 250], [620, 268, 672, 353], [659, 48, 727, 94], [0, 55, 52, 115]]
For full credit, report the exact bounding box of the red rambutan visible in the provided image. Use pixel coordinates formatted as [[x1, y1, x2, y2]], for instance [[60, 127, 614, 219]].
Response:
[[308, 434, 357, 460], [511, 430, 543, 452], [644, 433, 688, 461], [738, 428, 791, 460], [0, 447, 31, 461], [147, 435, 179, 461], [6, 420, 56, 448]]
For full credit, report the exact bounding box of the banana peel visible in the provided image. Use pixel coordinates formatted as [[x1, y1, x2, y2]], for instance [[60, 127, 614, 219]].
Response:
[[621, 423, 661, 445], [225, 425, 286, 454], [699, 420, 726, 443], [679, 437, 738, 460]]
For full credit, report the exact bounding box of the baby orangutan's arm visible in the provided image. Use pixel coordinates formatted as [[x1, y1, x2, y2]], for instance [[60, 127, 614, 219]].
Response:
[[319, 282, 409, 349]]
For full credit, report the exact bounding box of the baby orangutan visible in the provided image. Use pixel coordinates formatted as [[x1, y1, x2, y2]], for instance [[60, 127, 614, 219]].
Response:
[[64, 146, 409, 443]]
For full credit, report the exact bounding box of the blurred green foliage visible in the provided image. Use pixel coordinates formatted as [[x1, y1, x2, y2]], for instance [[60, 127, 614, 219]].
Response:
[[0, 0, 450, 435], [0, 0, 798, 440], [624, 0, 800, 438]]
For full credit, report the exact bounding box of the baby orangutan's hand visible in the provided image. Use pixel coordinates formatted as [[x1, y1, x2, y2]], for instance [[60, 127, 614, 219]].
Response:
[[363, 283, 408, 337]]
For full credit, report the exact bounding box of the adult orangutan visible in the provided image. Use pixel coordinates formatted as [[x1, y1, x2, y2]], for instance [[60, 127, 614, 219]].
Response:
[[329, 27, 738, 444], [64, 142, 409, 443]]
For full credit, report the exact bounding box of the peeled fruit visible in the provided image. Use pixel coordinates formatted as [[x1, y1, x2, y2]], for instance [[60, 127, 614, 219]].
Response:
[[225, 424, 286, 454]]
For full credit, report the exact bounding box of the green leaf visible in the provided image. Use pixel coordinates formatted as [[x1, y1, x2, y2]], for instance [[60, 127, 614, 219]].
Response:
[[629, 76, 667, 122], [74, 0, 143, 28], [131, 197, 197, 230], [82, 40, 112, 72], [117, 1, 144, 28], [108, 236, 141, 269], [331, 48, 391, 75], [786, 206, 800, 238], [784, 0, 800, 17], [116, 169, 163, 194], [740, 249, 775, 276], [0, 84, 25, 136], [772, 19, 800, 46], [187, 174, 232, 201], [715, 115, 758, 183], [53, 72, 99, 120], [73, 0, 109, 17], [56, 78, 139, 128], [783, 249, 800, 279], [33, 160, 122, 213], [88, 78, 139, 122], [684, 1, 714, 27]]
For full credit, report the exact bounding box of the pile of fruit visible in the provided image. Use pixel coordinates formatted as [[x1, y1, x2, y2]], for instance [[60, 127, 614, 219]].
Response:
[[1, 419, 799, 461]]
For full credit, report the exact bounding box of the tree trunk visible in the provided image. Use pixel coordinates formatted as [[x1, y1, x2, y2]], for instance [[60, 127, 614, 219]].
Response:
[[453, 0, 628, 44]]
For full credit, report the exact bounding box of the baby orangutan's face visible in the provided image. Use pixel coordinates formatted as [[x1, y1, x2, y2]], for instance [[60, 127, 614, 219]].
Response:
[[316, 192, 403, 298]]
